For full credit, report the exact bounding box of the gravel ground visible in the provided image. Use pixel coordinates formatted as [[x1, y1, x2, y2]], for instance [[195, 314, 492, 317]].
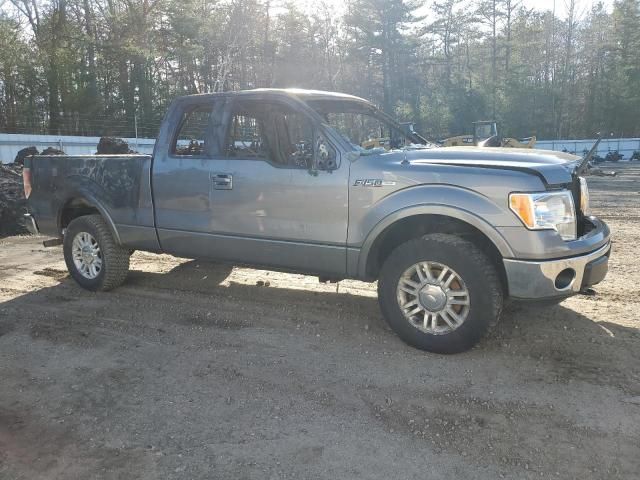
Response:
[[1, 163, 639, 479]]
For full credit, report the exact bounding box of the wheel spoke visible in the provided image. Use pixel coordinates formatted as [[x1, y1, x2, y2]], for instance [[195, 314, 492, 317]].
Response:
[[405, 305, 423, 317], [436, 266, 449, 284], [398, 278, 420, 295], [415, 264, 426, 282], [416, 262, 433, 283], [449, 298, 470, 306], [439, 310, 456, 329], [448, 289, 468, 296], [422, 262, 435, 281], [443, 272, 456, 289], [401, 299, 419, 310], [446, 307, 464, 325]]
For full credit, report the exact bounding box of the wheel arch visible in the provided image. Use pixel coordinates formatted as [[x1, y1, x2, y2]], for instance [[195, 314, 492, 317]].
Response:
[[58, 194, 122, 245], [357, 207, 513, 290]]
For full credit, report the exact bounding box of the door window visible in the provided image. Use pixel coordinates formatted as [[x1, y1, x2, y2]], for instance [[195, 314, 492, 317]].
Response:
[[226, 101, 316, 169], [172, 105, 213, 156], [227, 114, 270, 160]]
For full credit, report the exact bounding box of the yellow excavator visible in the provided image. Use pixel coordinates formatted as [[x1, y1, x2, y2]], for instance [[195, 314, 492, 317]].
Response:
[[442, 121, 536, 148]]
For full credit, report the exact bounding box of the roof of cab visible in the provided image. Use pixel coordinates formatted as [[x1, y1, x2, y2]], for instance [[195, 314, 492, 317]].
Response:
[[174, 88, 370, 104]]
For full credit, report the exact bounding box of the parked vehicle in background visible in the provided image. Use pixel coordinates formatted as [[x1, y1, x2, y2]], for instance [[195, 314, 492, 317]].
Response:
[[605, 151, 624, 162], [22, 89, 611, 354], [441, 120, 536, 148]]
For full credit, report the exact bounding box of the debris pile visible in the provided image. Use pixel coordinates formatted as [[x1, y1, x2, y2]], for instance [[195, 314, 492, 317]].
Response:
[[0, 162, 28, 237], [14, 146, 38, 166], [97, 137, 136, 154], [41, 147, 65, 155], [588, 166, 617, 177]]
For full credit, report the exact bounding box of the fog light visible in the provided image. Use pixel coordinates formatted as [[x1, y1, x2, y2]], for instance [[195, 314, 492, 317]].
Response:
[[554, 268, 576, 290]]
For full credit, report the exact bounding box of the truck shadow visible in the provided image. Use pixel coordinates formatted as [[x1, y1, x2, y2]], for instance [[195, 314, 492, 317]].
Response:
[[126, 259, 235, 293]]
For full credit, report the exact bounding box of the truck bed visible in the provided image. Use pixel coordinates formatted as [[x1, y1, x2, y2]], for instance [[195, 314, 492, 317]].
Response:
[[26, 154, 158, 250]]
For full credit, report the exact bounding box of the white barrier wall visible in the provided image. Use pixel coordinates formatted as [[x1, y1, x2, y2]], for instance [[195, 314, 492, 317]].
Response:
[[0, 133, 156, 163], [2, 132, 640, 163], [535, 138, 640, 159]]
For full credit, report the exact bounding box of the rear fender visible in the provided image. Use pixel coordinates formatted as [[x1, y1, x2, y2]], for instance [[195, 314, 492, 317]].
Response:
[[57, 177, 122, 244]]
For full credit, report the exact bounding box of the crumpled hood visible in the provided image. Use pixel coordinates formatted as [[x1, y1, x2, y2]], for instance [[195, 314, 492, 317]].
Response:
[[397, 146, 580, 185]]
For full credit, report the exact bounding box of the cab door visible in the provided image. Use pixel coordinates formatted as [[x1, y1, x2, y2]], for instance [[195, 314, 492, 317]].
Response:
[[152, 97, 230, 256], [200, 97, 349, 275], [152, 95, 349, 276]]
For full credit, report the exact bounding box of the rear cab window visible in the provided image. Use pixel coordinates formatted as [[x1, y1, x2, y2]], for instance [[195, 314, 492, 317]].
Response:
[[172, 103, 218, 157]]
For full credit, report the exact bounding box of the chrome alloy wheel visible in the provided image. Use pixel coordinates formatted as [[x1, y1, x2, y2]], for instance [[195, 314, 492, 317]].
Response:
[[396, 261, 470, 335], [71, 231, 103, 279]]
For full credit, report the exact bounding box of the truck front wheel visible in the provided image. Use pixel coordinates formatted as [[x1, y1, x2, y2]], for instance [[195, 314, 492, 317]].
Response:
[[63, 214, 130, 291], [377, 234, 503, 354]]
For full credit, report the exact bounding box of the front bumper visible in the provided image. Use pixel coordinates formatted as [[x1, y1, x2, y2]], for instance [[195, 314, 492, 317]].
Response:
[[504, 241, 611, 300]]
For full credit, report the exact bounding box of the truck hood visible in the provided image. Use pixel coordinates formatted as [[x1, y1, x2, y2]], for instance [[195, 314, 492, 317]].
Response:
[[396, 146, 580, 185]]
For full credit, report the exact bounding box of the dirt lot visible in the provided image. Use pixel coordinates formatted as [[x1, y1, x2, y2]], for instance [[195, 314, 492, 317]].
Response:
[[1, 164, 639, 479]]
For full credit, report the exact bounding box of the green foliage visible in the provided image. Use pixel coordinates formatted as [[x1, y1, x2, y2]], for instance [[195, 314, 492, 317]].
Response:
[[0, 0, 639, 139]]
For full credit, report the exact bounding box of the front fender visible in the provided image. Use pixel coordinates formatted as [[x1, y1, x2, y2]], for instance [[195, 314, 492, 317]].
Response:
[[352, 185, 516, 278]]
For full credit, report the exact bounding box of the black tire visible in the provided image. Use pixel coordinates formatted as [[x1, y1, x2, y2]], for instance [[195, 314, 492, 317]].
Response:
[[377, 233, 503, 354], [63, 214, 130, 291]]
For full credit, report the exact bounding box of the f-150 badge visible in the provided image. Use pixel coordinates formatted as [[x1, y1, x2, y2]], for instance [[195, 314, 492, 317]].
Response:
[[353, 179, 396, 187]]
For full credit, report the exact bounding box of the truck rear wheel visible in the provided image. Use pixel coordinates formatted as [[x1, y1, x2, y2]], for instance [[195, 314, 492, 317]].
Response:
[[377, 233, 503, 354], [63, 214, 130, 291]]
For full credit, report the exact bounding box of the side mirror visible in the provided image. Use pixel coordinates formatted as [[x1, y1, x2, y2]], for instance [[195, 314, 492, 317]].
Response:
[[311, 134, 337, 173]]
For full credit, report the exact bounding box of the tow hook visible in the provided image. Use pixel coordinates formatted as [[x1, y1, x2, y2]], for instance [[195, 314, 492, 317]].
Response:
[[579, 287, 597, 296]]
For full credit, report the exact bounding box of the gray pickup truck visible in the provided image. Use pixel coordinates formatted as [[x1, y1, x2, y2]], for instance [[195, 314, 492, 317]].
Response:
[[23, 89, 611, 353]]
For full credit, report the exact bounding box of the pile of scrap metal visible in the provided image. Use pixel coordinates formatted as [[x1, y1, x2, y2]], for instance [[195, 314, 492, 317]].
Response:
[[1, 145, 66, 236], [0, 162, 28, 236], [96, 137, 137, 154], [441, 121, 536, 148], [587, 165, 617, 177], [576, 139, 617, 177]]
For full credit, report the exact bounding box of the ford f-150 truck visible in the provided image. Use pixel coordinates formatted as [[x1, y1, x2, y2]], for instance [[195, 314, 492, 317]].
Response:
[[22, 89, 611, 354]]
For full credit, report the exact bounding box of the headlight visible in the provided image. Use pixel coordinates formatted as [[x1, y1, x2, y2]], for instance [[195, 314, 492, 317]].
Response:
[[579, 176, 590, 215], [509, 190, 577, 241]]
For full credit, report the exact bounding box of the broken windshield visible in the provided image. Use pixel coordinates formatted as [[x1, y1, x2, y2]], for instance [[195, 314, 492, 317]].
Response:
[[305, 99, 430, 155]]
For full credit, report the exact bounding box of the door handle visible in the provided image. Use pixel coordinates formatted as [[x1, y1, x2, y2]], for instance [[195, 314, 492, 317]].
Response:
[[212, 173, 233, 190]]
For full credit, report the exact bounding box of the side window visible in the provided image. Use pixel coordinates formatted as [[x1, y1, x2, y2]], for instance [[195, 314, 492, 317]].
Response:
[[226, 101, 317, 169], [282, 112, 314, 168], [227, 114, 269, 159], [172, 105, 212, 156]]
